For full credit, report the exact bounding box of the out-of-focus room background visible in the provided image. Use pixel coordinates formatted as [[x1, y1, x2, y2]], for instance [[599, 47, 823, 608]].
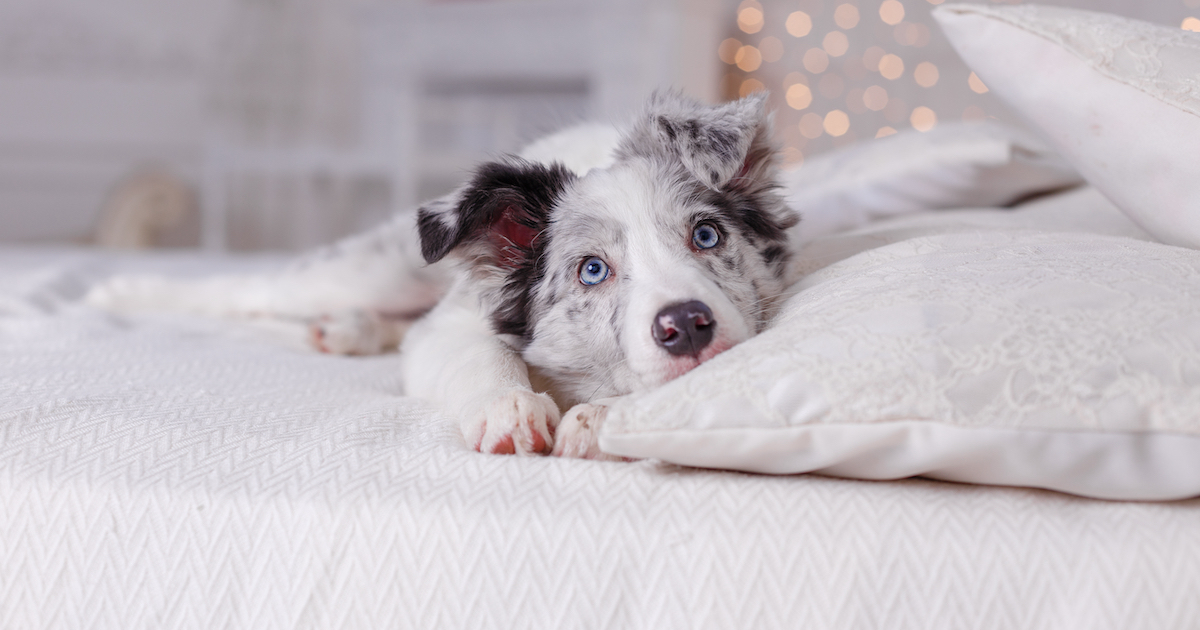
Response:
[[0, 0, 1196, 252]]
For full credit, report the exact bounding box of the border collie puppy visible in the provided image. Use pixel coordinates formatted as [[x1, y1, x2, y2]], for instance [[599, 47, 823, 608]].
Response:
[[87, 91, 799, 459]]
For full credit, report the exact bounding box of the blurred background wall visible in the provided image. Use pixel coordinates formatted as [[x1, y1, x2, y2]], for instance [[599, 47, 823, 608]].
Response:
[[0, 0, 1196, 251]]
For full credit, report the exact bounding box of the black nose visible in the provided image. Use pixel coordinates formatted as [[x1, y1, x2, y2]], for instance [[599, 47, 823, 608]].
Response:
[[652, 300, 716, 357]]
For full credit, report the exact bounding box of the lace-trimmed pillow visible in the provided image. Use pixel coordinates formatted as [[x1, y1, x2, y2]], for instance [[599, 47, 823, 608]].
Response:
[[600, 231, 1200, 501], [933, 4, 1200, 249]]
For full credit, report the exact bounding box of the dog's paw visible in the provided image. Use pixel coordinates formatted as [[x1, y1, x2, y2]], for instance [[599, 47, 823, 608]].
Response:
[[464, 389, 558, 456], [308, 311, 406, 355], [551, 402, 628, 461]]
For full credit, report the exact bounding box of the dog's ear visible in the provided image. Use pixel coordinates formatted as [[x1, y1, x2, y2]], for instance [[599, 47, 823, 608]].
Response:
[[417, 159, 574, 269], [618, 91, 798, 235], [617, 90, 776, 192]]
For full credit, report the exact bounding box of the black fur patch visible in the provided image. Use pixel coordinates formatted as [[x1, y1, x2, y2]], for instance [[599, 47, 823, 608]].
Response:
[[658, 116, 678, 142], [700, 184, 790, 245], [461, 161, 573, 256], [494, 259, 546, 340], [415, 158, 575, 340], [416, 206, 458, 264], [761, 244, 788, 277], [762, 245, 787, 265], [472, 160, 575, 340], [706, 128, 738, 161]]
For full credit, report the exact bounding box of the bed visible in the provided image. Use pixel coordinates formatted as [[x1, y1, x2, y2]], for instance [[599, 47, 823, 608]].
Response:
[[2, 4, 1200, 629]]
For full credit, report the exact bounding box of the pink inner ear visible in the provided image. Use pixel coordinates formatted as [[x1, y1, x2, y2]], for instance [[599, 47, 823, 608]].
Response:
[[489, 206, 541, 268], [728, 157, 755, 188]]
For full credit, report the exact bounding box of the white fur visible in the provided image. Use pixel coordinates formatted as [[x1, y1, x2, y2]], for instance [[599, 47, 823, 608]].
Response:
[[397, 125, 625, 455], [87, 93, 795, 460]]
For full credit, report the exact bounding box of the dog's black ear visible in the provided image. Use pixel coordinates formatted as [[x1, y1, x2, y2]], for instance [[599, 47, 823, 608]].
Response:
[[416, 159, 574, 269], [617, 90, 777, 192]]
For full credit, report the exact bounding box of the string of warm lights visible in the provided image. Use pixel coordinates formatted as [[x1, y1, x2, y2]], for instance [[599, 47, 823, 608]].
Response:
[[721, 0, 1200, 165]]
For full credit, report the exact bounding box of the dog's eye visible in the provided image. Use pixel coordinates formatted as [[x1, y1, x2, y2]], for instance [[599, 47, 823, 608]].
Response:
[[692, 223, 721, 250], [579, 257, 610, 286]]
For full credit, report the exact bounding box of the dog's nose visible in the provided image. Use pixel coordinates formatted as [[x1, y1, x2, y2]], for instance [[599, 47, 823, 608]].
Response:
[[652, 300, 716, 357]]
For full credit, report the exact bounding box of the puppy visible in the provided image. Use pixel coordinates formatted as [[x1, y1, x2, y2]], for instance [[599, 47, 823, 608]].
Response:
[[88, 91, 799, 459]]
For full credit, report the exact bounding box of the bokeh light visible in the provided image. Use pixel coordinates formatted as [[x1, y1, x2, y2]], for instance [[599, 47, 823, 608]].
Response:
[[1183, 17, 1200, 31], [716, 0, 1126, 165], [914, 62, 939, 87], [880, 0, 906, 26], [739, 7, 765, 34], [834, 4, 861, 29], [786, 11, 814, 37], [786, 83, 814, 109], [760, 36, 785, 63], [879, 54, 905, 80], [823, 31, 850, 57], [804, 48, 830, 73], [736, 45, 763, 72], [894, 22, 932, 47], [718, 38, 742, 64], [968, 71, 989, 94], [863, 85, 889, 110], [910, 106, 937, 131], [824, 110, 851, 136], [740, 78, 766, 97]]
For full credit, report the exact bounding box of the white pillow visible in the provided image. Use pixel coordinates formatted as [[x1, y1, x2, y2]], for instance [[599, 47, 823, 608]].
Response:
[[600, 231, 1200, 501], [934, 4, 1200, 249], [782, 121, 1081, 244]]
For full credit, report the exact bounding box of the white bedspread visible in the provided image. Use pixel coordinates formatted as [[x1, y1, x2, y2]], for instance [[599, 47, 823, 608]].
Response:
[[2, 196, 1199, 629]]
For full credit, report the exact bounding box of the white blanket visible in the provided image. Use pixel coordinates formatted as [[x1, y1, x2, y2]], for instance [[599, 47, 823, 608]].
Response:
[[2, 194, 1199, 628]]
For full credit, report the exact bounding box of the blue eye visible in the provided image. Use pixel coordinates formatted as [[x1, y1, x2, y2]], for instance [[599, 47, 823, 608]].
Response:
[[692, 223, 721, 250], [579, 257, 610, 285]]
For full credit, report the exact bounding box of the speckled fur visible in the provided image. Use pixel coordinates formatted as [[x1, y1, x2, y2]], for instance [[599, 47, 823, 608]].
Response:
[[86, 91, 800, 459], [415, 91, 798, 430]]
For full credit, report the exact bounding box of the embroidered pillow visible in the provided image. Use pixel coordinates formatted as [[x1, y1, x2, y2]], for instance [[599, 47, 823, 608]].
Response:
[[934, 4, 1200, 249], [601, 231, 1200, 501]]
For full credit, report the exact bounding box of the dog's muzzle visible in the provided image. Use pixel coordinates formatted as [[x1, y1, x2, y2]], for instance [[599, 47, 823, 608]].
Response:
[[652, 300, 716, 357]]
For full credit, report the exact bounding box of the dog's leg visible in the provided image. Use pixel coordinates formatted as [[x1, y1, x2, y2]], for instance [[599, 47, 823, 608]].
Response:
[[550, 398, 630, 461], [86, 209, 452, 353], [309, 311, 416, 355], [401, 286, 558, 455]]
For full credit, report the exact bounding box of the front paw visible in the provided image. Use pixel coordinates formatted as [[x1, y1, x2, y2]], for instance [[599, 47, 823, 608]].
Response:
[[464, 390, 559, 456], [551, 403, 628, 461]]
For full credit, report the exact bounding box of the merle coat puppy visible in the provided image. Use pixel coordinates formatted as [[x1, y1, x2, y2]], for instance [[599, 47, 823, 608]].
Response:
[[87, 91, 799, 459], [404, 91, 796, 457]]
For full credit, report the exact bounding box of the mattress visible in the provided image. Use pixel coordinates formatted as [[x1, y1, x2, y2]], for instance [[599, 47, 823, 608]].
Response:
[[2, 198, 1199, 629]]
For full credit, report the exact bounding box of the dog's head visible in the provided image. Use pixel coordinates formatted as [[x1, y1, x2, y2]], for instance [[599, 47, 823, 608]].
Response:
[[417, 92, 798, 404]]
